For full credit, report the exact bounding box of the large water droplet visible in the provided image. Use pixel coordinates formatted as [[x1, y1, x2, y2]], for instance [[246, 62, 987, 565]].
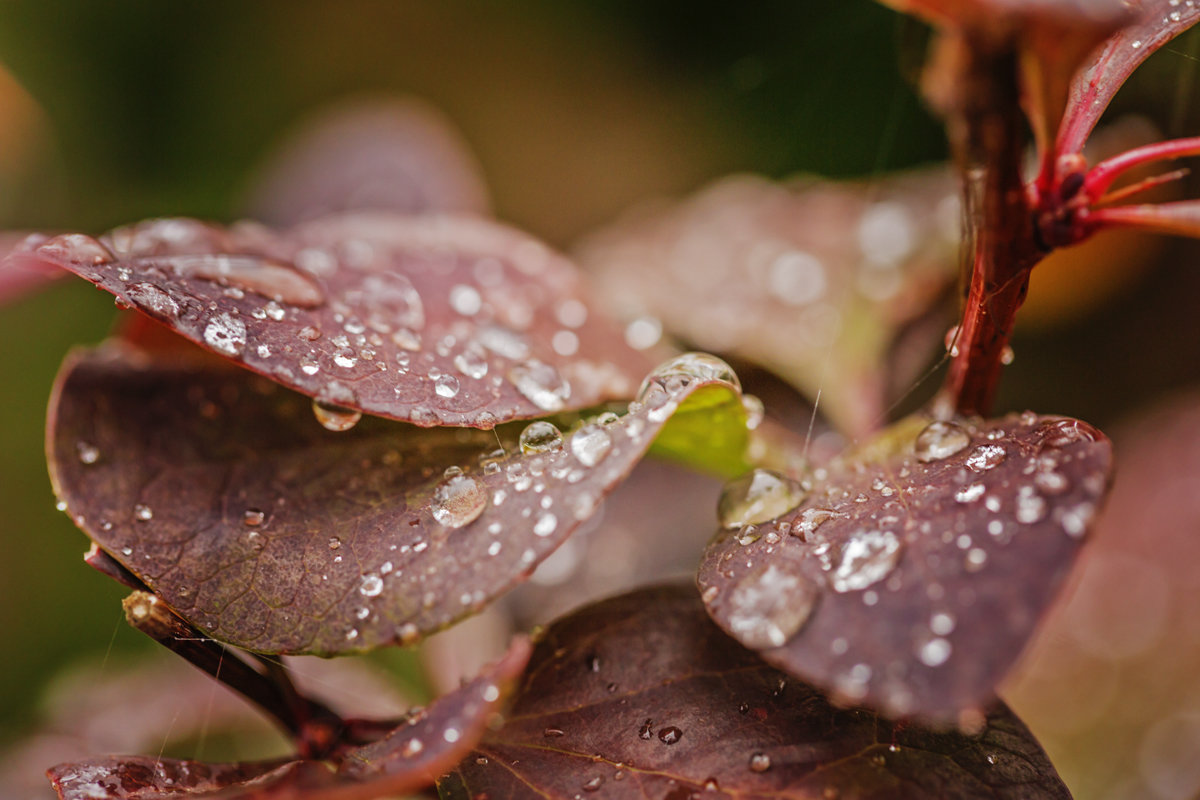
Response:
[[793, 507, 839, 540], [520, 421, 563, 454], [914, 420, 970, 462], [312, 398, 362, 432], [636, 352, 740, 405], [718, 469, 808, 529], [432, 474, 487, 529], [125, 282, 180, 320], [203, 312, 247, 357], [570, 424, 612, 467], [727, 564, 819, 648], [509, 359, 571, 412], [829, 530, 903, 593]]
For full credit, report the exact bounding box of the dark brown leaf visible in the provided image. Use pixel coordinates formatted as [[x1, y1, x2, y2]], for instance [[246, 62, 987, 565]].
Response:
[[439, 584, 1071, 800], [243, 97, 490, 226], [8, 212, 648, 427], [575, 170, 959, 437], [47, 638, 530, 800], [698, 412, 1112, 724], [48, 342, 740, 655], [1056, 0, 1200, 157]]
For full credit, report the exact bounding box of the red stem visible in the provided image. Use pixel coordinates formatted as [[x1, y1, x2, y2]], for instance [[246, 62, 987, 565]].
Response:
[[1085, 135, 1200, 199], [939, 40, 1044, 417]]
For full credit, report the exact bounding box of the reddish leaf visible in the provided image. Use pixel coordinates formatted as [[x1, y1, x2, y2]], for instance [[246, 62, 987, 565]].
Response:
[[439, 584, 1071, 800], [576, 170, 959, 437], [697, 412, 1112, 724], [0, 232, 66, 305], [243, 97, 490, 226], [8, 212, 648, 427], [48, 342, 739, 655], [47, 638, 530, 800], [1056, 0, 1200, 158]]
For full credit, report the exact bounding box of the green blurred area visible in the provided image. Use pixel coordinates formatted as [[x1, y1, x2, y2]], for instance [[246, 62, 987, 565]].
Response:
[[2, 2, 1200, 798]]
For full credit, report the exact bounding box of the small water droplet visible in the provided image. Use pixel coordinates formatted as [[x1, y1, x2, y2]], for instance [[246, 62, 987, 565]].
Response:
[[965, 444, 1006, 472], [915, 420, 970, 462], [718, 469, 808, 529], [453, 346, 489, 380], [727, 563, 819, 648], [638, 719, 653, 740], [203, 312, 247, 357], [829, 530, 903, 593], [955, 483, 985, 503], [76, 441, 100, 465], [658, 726, 682, 745], [520, 420, 563, 454], [571, 424, 612, 467], [328, 536, 341, 550], [624, 315, 662, 350], [125, 282, 180, 320], [582, 776, 604, 792], [449, 284, 482, 316], [533, 512, 558, 537], [360, 574, 384, 597], [931, 611, 956, 635], [918, 636, 952, 667], [434, 372, 460, 398], [509, 359, 570, 412], [432, 474, 487, 529], [1014, 485, 1047, 524], [242, 508, 265, 527], [749, 752, 772, 773], [134, 504, 154, 522], [544, 727, 565, 738], [793, 507, 839, 540]]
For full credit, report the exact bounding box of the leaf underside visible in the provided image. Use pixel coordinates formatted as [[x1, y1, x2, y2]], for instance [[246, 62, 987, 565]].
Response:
[[698, 412, 1112, 723], [8, 211, 648, 428], [48, 341, 742, 655], [48, 637, 531, 800], [439, 584, 1071, 800]]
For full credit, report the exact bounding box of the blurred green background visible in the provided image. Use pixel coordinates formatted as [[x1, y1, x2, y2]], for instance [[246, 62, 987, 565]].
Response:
[[2, 2, 1200, 798]]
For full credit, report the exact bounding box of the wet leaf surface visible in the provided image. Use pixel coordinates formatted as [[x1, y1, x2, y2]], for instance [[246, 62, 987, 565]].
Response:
[[48, 342, 742, 655], [243, 97, 490, 227], [0, 232, 65, 305], [439, 584, 1071, 800], [1057, 0, 1200, 156], [698, 411, 1112, 724], [47, 638, 530, 800], [8, 212, 648, 427], [575, 170, 959, 437]]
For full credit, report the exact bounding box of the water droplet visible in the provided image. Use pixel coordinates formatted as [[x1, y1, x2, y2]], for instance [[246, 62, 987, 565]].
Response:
[[434, 372, 460, 398], [918, 637, 952, 667], [718, 469, 808, 529], [360, 574, 384, 597], [793, 507, 839, 540], [533, 512, 558, 537], [242, 509, 265, 527], [955, 483, 985, 503], [931, 611, 956, 635], [449, 284, 482, 316], [638, 719, 654, 740], [203, 312, 246, 357], [125, 282, 180, 320], [401, 738, 423, 757], [727, 563, 819, 648], [624, 316, 662, 350], [333, 352, 358, 369], [328, 536, 341, 550], [965, 444, 1006, 472], [658, 726, 682, 745], [749, 753, 772, 773], [636, 352, 740, 404], [571, 424, 612, 467], [914, 420, 970, 462], [1039, 419, 1097, 448], [1059, 502, 1095, 538], [453, 346, 489, 380], [768, 249, 826, 306], [520, 421, 563, 454], [432, 474, 487, 529], [544, 727, 565, 738], [509, 359, 570, 412], [443, 728, 460, 743], [76, 441, 100, 465], [134, 504, 154, 522], [1014, 485, 1047, 524], [829, 530, 902, 592], [312, 398, 362, 432]]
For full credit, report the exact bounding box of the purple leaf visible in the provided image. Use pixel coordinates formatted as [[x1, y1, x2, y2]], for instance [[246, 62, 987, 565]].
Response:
[[47, 638, 530, 800], [697, 412, 1112, 724], [1056, 0, 1200, 158], [9, 212, 648, 427], [48, 341, 741, 654], [243, 97, 490, 226], [439, 584, 1071, 800], [576, 169, 959, 437]]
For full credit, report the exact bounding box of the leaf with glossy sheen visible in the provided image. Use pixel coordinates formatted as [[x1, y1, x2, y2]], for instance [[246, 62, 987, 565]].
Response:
[[0, 232, 66, 304], [1057, 0, 1200, 156], [244, 97, 490, 226], [7, 212, 648, 427], [698, 411, 1112, 724], [47, 638, 530, 800], [575, 170, 959, 437], [439, 584, 1071, 800], [48, 342, 742, 655]]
